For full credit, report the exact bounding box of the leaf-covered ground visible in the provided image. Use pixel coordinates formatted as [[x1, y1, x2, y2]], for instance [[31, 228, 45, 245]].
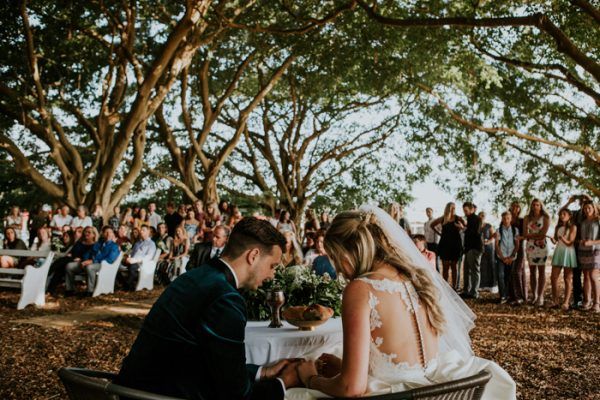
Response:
[[0, 285, 598, 399]]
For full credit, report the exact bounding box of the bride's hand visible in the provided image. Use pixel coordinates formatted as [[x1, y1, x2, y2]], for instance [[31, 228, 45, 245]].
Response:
[[317, 353, 342, 378], [297, 360, 319, 387]]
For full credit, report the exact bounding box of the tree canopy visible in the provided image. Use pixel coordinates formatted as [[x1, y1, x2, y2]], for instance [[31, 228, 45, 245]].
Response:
[[1, 0, 598, 215]]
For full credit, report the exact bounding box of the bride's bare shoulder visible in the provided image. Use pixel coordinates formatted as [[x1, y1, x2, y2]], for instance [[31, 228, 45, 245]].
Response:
[[342, 279, 370, 303], [341, 280, 371, 319]]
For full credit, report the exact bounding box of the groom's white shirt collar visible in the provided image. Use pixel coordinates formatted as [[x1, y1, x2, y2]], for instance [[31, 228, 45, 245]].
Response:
[[219, 258, 239, 289]]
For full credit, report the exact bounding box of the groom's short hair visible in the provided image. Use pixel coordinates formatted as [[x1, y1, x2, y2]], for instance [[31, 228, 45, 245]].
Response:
[[222, 217, 286, 259]]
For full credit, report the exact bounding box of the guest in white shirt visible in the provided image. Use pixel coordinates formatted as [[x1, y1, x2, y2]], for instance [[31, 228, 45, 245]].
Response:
[[147, 202, 162, 229], [4, 206, 25, 240], [121, 225, 157, 290], [423, 207, 440, 248], [424, 208, 441, 271], [71, 205, 93, 229], [50, 205, 73, 236]]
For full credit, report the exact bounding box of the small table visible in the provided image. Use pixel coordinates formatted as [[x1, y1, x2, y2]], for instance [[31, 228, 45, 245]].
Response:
[[245, 318, 343, 365]]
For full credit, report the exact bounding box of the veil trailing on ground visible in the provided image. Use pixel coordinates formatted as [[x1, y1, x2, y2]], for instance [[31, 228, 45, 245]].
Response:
[[359, 204, 476, 359]]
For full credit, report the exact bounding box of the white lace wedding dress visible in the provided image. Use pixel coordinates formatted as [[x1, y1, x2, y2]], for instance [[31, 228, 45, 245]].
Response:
[[286, 277, 516, 400]]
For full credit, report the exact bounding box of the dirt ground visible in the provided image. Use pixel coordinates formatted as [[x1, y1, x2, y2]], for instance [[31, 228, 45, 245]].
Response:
[[0, 281, 598, 400]]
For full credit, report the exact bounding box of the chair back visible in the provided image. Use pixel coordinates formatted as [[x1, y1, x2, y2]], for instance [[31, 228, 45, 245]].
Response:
[[58, 368, 118, 400], [58, 367, 184, 400], [93, 252, 124, 297], [410, 369, 491, 400], [324, 369, 492, 400], [153, 248, 161, 263]]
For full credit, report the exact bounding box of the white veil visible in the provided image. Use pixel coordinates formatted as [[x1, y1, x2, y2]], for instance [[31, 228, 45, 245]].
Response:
[[359, 204, 476, 359]]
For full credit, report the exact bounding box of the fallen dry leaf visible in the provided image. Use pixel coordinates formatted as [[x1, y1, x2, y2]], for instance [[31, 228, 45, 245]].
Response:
[[0, 281, 598, 399]]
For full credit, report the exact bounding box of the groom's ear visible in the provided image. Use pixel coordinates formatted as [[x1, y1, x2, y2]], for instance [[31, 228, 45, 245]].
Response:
[[245, 247, 260, 266]]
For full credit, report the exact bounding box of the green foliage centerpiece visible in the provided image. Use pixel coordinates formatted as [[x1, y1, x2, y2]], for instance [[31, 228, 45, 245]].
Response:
[[243, 265, 345, 321]]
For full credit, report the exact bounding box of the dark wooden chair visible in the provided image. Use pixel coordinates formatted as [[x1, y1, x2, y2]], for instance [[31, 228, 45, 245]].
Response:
[[59, 367, 492, 400], [58, 367, 183, 400], [323, 369, 492, 400]]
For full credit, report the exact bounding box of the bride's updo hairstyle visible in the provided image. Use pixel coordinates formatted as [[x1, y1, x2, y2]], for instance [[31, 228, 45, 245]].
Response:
[[324, 210, 445, 334]]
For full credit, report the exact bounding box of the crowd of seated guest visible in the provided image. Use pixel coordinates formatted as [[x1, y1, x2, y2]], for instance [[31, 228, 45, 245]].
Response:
[[2, 201, 344, 296]]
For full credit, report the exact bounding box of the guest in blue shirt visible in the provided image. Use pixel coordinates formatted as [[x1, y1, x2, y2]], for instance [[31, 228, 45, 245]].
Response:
[[121, 225, 156, 290], [50, 226, 98, 296], [312, 255, 337, 280], [309, 231, 337, 279], [83, 226, 120, 295]]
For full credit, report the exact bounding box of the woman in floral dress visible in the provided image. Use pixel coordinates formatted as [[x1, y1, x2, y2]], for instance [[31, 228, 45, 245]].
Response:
[[523, 198, 550, 306], [158, 226, 189, 285]]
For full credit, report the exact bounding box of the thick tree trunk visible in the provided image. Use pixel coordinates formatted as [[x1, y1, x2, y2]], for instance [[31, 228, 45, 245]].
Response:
[[201, 173, 220, 205], [183, 161, 203, 201]]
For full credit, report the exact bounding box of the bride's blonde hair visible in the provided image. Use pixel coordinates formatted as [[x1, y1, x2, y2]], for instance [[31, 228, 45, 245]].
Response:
[[324, 210, 445, 334]]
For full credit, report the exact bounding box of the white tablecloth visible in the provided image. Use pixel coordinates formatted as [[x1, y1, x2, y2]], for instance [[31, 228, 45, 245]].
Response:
[[245, 318, 343, 365]]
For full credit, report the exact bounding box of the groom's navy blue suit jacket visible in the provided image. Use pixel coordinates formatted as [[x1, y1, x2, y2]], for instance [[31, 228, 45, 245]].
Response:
[[116, 258, 284, 400]]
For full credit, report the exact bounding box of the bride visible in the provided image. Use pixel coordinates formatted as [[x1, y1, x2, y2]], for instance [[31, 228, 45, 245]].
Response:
[[288, 205, 516, 399]]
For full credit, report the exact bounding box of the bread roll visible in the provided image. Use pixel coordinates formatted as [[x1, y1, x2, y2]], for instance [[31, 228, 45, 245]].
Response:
[[282, 306, 306, 321], [302, 304, 334, 321]]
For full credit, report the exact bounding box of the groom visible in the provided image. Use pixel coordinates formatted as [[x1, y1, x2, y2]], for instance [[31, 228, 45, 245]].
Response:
[[116, 217, 299, 399]]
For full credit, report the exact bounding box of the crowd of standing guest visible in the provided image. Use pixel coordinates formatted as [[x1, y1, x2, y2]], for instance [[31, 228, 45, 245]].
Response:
[[416, 194, 600, 313], [3, 195, 598, 312]]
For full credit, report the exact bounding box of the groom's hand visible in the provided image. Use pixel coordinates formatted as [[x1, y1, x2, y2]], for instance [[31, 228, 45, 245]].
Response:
[[278, 361, 302, 388], [260, 359, 290, 380], [261, 358, 303, 380]]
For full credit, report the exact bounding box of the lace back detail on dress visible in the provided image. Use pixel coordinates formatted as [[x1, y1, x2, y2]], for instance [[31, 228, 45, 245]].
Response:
[[357, 277, 429, 373], [357, 277, 421, 314]]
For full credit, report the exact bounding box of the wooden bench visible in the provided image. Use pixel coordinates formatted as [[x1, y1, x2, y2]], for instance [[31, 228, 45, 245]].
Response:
[[0, 249, 55, 310]]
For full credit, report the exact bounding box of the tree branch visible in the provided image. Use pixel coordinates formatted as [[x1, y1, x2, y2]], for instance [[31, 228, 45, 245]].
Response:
[[571, 0, 600, 24], [358, 1, 600, 83], [144, 164, 200, 201], [210, 54, 296, 175], [418, 83, 600, 166], [220, 0, 357, 36], [0, 134, 64, 200], [471, 37, 600, 106], [505, 141, 600, 197]]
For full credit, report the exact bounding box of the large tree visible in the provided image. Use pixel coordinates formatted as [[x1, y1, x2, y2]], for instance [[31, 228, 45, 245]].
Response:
[[145, 0, 370, 205], [148, 29, 296, 204], [219, 73, 413, 223], [0, 0, 259, 216], [3, 0, 597, 212]]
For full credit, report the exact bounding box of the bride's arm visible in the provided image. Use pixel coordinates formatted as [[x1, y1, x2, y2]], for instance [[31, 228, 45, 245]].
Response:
[[300, 281, 371, 397]]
